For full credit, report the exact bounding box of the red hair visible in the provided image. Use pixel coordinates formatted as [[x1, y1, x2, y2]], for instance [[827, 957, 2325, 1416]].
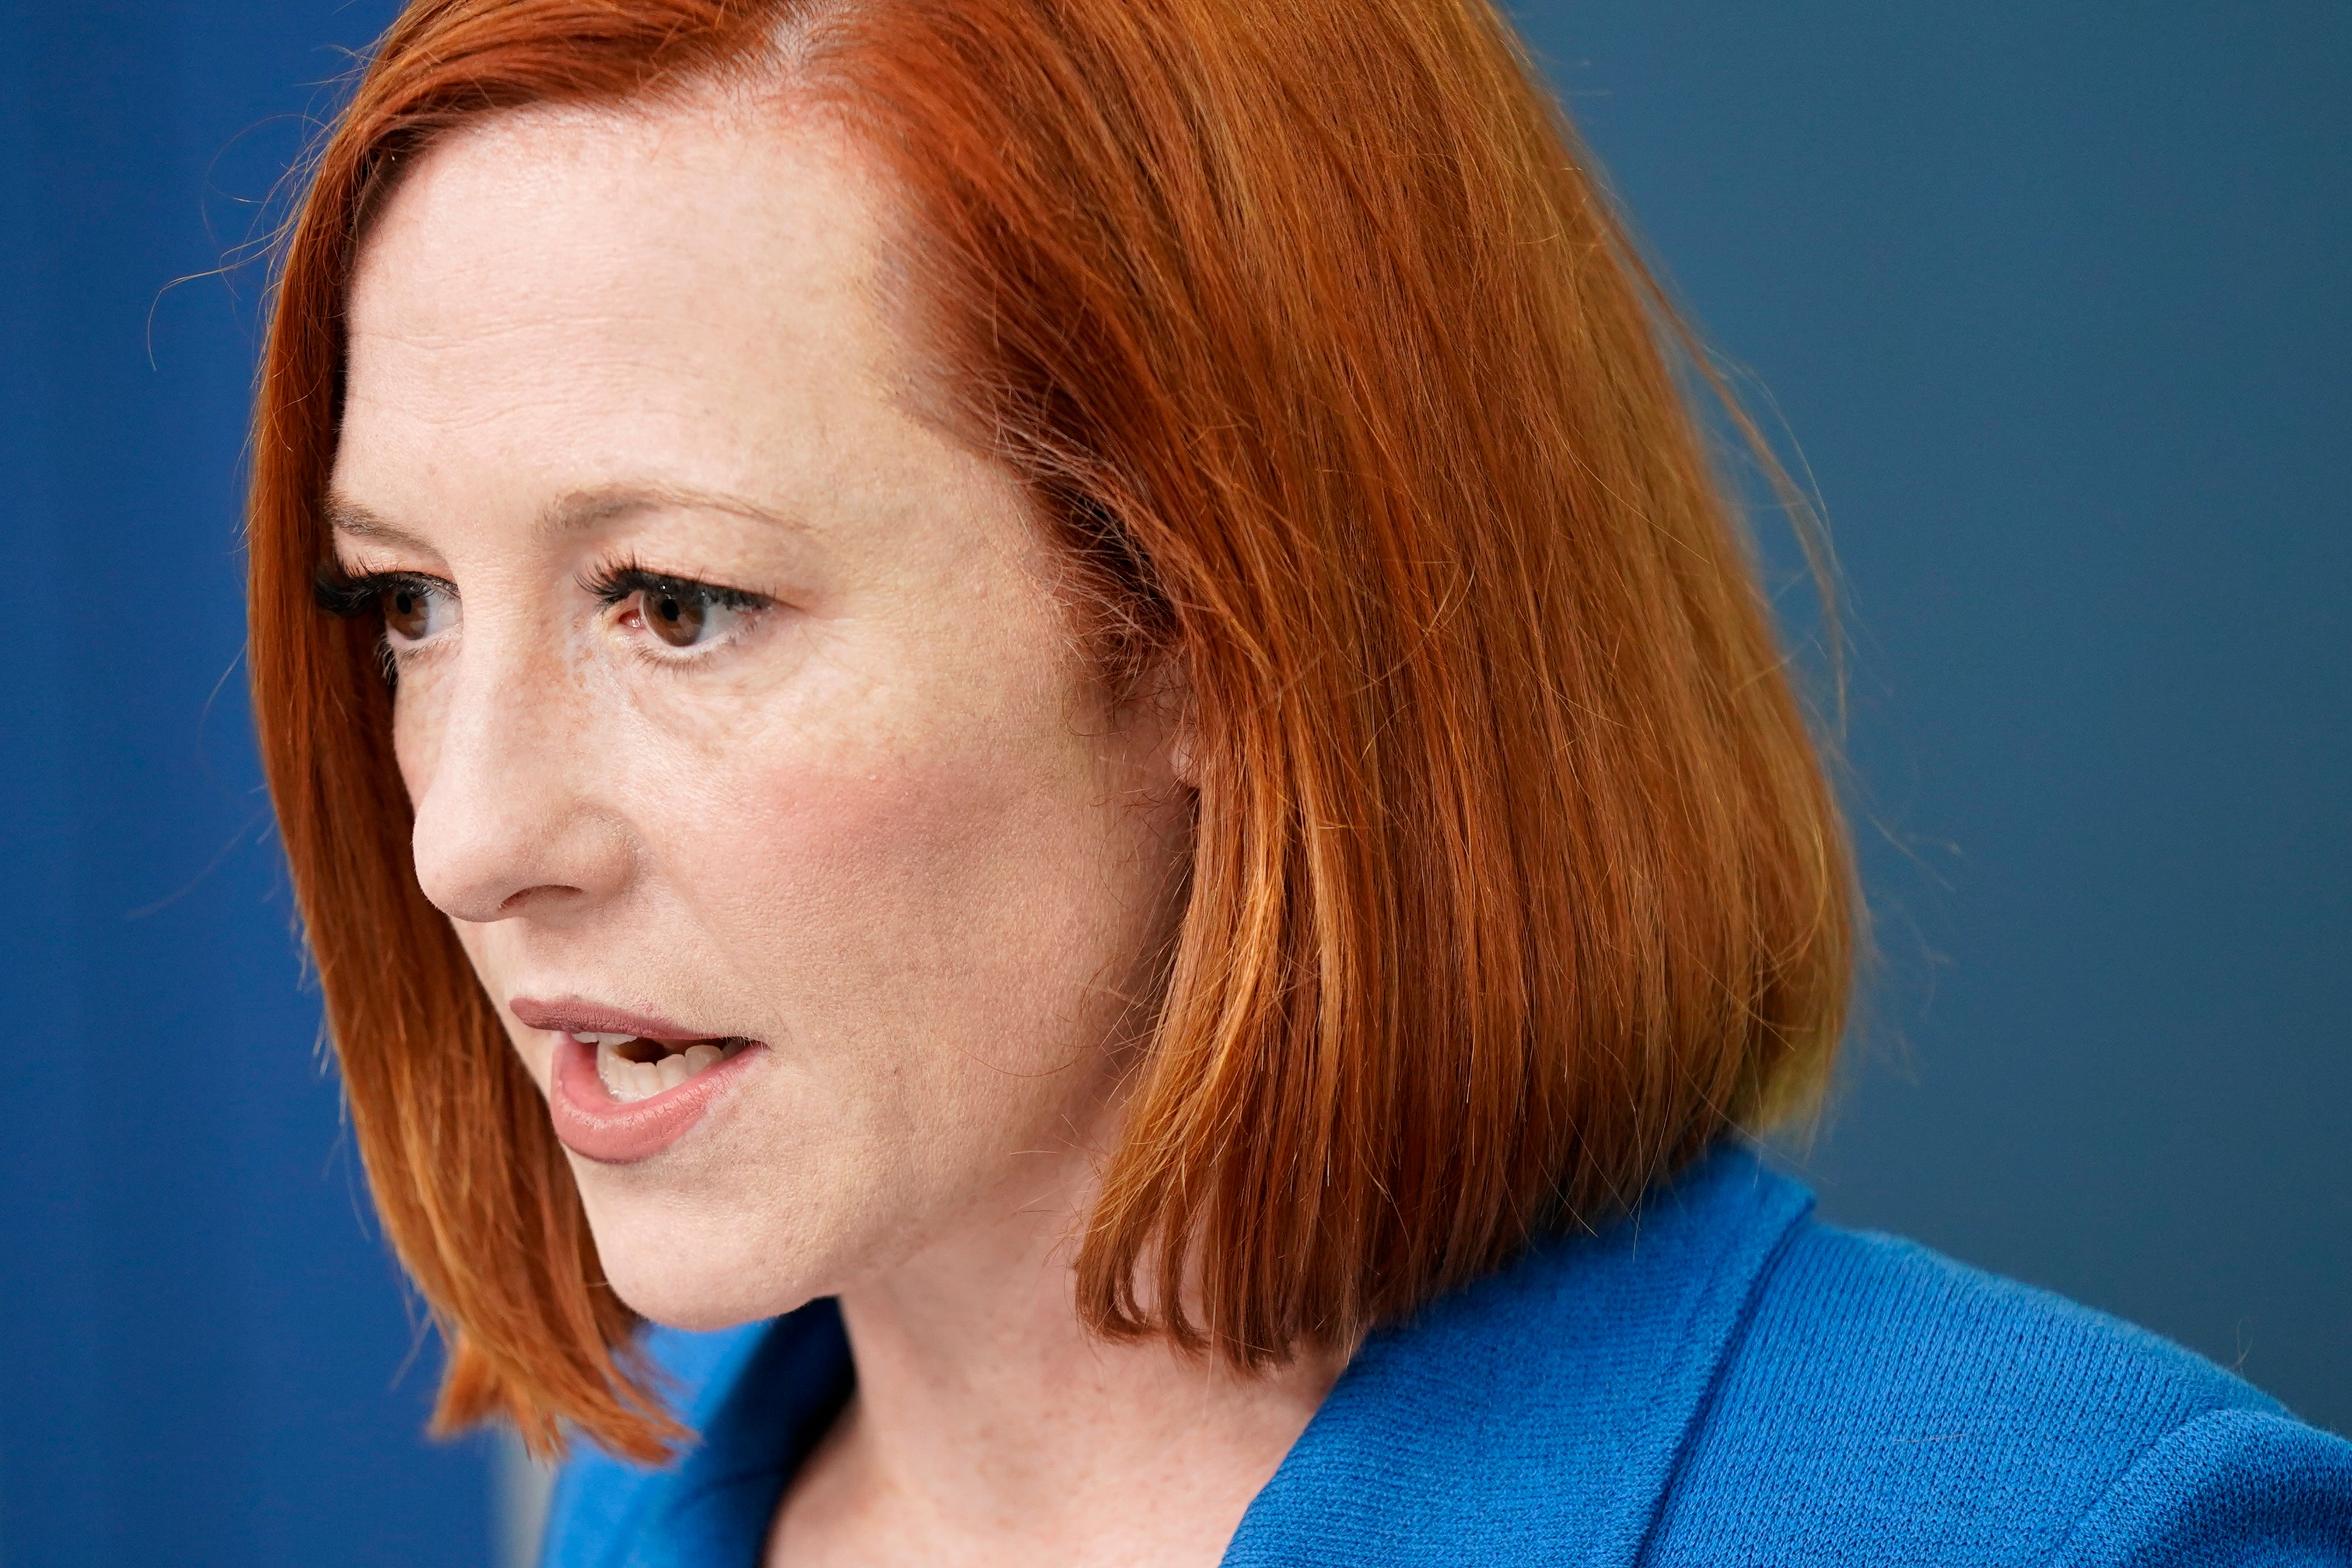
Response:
[[250, 0, 1856, 1461]]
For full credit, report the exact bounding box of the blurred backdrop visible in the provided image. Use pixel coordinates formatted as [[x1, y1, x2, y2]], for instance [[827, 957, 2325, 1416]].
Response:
[[2, 1, 2344, 1563]]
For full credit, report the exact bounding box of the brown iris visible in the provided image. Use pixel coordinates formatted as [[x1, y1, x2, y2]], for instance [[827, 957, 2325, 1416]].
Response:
[[383, 581, 433, 640], [643, 584, 708, 648]]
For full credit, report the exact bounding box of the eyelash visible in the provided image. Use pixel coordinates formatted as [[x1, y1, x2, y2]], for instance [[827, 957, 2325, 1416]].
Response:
[[313, 564, 440, 620], [575, 558, 768, 618]]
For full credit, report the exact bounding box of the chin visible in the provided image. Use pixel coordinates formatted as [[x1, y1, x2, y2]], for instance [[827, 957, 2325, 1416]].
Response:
[[568, 1136, 936, 1333], [578, 1192, 827, 1331]]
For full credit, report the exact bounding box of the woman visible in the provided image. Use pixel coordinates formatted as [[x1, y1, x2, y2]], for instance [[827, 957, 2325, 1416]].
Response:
[[248, 0, 2351, 1562]]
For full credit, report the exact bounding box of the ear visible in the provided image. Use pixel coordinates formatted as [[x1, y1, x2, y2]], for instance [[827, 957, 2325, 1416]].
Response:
[[1139, 645, 1199, 791]]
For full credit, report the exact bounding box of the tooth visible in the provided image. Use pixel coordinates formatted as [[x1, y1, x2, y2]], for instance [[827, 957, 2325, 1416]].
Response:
[[656, 1054, 691, 1090], [597, 1041, 629, 1097], [571, 1031, 598, 1044], [632, 1059, 664, 1098], [682, 1044, 722, 1075]]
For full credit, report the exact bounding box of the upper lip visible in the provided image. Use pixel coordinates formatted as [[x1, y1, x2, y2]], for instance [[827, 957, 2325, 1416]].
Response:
[[509, 996, 736, 1044]]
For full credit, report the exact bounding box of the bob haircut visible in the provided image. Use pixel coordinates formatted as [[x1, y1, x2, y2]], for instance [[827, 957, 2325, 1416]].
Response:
[[249, 0, 1856, 1461]]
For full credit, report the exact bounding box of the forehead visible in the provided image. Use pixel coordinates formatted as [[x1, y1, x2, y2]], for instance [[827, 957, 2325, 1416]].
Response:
[[338, 99, 895, 502]]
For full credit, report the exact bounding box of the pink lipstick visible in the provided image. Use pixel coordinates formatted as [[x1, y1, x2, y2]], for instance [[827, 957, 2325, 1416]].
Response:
[[512, 997, 765, 1163]]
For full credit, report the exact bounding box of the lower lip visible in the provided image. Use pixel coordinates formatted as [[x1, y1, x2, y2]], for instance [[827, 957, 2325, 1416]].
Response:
[[547, 1034, 764, 1163]]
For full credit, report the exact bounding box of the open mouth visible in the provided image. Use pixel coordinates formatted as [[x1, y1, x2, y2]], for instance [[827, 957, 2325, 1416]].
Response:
[[571, 1031, 755, 1103]]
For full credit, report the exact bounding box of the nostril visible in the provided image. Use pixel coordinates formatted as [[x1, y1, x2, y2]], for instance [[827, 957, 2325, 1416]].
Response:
[[497, 883, 584, 915]]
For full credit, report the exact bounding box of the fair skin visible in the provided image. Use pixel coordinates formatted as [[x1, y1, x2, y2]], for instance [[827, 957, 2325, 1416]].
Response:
[[330, 96, 1336, 1566]]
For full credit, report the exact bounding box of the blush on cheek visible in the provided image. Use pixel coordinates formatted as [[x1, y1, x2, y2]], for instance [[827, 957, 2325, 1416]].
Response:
[[708, 757, 1025, 947], [680, 715, 1141, 1062], [701, 693, 1097, 915]]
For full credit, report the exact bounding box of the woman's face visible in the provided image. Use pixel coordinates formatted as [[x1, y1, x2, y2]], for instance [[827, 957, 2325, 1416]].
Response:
[[329, 102, 1189, 1329]]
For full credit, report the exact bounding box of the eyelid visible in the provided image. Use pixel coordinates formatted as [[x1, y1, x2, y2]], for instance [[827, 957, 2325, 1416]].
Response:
[[576, 559, 770, 611], [313, 564, 459, 617]]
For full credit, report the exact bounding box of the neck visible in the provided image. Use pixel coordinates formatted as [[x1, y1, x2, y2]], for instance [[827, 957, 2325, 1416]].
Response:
[[768, 1147, 1342, 1567]]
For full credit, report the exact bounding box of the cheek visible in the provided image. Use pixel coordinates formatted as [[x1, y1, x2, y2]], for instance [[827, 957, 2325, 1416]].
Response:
[[570, 684, 1161, 1317], [639, 667, 1162, 1137], [668, 722, 1108, 1019], [652, 622, 1120, 987]]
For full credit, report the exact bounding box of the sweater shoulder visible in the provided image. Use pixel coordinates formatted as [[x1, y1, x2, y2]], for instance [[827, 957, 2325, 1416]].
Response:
[[1750, 1220, 2281, 1428], [1644, 1219, 2333, 1565]]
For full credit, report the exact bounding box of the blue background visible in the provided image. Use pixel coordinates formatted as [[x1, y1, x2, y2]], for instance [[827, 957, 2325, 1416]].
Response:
[[1, 1, 2343, 1562]]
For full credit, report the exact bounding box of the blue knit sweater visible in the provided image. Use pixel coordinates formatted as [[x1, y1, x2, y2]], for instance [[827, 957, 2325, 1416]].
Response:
[[540, 1147, 2352, 1564]]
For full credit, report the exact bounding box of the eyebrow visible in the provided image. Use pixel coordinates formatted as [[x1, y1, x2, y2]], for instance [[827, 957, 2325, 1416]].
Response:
[[324, 493, 436, 555], [536, 482, 805, 536], [324, 482, 804, 550]]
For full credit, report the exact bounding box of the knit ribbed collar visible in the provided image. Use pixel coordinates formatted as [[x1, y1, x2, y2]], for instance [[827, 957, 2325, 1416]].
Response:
[[544, 1143, 1813, 1568]]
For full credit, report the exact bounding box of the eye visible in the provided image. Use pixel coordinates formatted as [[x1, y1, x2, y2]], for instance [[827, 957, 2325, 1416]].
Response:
[[379, 576, 458, 646], [583, 564, 766, 654], [314, 566, 457, 650]]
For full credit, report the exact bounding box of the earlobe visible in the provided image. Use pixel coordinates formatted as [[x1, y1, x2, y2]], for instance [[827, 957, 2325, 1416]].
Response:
[[1168, 719, 1199, 790], [1144, 649, 1200, 790]]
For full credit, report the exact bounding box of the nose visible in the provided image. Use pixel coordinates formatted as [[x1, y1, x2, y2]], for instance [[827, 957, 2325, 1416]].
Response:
[[404, 634, 635, 926]]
